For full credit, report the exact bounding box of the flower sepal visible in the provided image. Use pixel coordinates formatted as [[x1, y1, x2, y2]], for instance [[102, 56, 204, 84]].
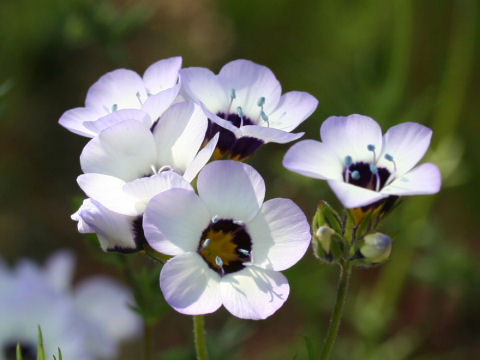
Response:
[[311, 201, 344, 263]]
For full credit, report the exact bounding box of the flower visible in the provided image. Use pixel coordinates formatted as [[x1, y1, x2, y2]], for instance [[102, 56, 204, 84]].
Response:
[[59, 56, 182, 137], [0, 251, 141, 360], [180, 59, 318, 159], [143, 160, 311, 320], [283, 114, 441, 208], [76, 101, 218, 217]]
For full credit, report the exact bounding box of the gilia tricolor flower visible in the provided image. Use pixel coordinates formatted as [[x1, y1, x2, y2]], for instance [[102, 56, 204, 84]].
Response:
[[283, 114, 441, 208], [143, 161, 311, 320], [0, 251, 141, 360], [180, 59, 318, 160], [59, 57, 182, 137]]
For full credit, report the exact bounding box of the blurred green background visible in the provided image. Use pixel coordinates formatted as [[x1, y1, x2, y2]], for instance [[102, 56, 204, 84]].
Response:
[[0, 0, 478, 359]]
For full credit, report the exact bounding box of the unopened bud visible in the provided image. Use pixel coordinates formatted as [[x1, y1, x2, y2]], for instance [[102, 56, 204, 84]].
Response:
[[360, 233, 392, 263], [315, 226, 335, 254]]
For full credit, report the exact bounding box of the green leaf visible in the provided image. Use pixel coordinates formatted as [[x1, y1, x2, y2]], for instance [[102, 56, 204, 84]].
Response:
[[313, 201, 342, 235], [37, 326, 46, 360], [304, 336, 315, 360], [16, 343, 23, 360]]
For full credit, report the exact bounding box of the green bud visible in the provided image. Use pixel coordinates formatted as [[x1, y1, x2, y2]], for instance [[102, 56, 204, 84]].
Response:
[[315, 226, 336, 254], [359, 233, 392, 263]]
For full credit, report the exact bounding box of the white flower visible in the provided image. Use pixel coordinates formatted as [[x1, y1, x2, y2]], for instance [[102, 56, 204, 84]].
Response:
[[180, 59, 318, 159], [283, 114, 442, 208], [0, 251, 141, 360], [143, 161, 311, 320], [76, 101, 218, 217], [59, 57, 182, 137]]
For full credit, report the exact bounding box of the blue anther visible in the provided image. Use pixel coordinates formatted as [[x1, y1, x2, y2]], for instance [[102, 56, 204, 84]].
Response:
[[202, 238, 210, 249], [230, 88, 236, 100], [385, 154, 394, 161], [215, 256, 223, 267], [111, 104, 118, 112], [351, 170, 360, 180], [212, 215, 219, 223], [238, 249, 250, 256], [260, 111, 269, 122], [344, 156, 353, 167], [369, 163, 378, 174], [257, 97, 265, 107], [367, 144, 376, 151], [237, 106, 244, 118]]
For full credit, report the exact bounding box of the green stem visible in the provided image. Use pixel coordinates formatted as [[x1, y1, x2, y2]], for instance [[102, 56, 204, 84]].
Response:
[[144, 322, 152, 360], [193, 315, 209, 360], [319, 261, 353, 360]]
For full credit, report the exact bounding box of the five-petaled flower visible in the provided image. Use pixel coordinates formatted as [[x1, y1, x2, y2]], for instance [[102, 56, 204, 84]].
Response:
[[283, 114, 441, 208], [180, 59, 318, 160], [143, 161, 311, 319], [59, 57, 182, 137]]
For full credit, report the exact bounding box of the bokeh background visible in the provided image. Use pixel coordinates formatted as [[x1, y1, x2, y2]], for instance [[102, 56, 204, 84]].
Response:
[[0, 0, 479, 359]]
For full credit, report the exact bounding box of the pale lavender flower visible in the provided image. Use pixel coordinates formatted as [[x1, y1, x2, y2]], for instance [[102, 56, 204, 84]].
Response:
[[143, 161, 311, 320], [0, 251, 141, 360], [180, 59, 318, 159], [283, 114, 441, 208], [59, 57, 182, 137]]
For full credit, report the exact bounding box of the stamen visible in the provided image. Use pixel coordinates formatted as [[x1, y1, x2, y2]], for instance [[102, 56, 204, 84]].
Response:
[[237, 106, 244, 118], [260, 111, 270, 127], [238, 248, 250, 256], [257, 97, 265, 107], [211, 215, 220, 223], [384, 153, 398, 186], [233, 220, 244, 226], [215, 256, 225, 275], [201, 238, 210, 249], [230, 89, 236, 100], [351, 170, 360, 180], [369, 163, 380, 191], [136, 91, 143, 105], [111, 104, 118, 112], [367, 144, 377, 163], [344, 155, 353, 182]]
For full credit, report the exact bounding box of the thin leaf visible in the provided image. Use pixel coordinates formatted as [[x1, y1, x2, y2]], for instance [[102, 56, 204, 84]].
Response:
[[16, 343, 23, 360], [37, 326, 46, 360]]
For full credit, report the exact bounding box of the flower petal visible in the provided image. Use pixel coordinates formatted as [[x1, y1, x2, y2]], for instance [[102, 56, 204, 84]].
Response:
[[142, 56, 182, 94], [220, 266, 289, 320], [85, 69, 147, 111], [83, 109, 151, 135], [143, 188, 210, 255], [327, 179, 389, 208], [381, 163, 441, 196], [80, 119, 156, 181], [180, 67, 229, 113], [153, 102, 207, 173], [160, 252, 221, 315], [217, 59, 282, 118], [74, 277, 141, 341], [378, 122, 433, 175], [240, 125, 304, 144], [72, 199, 138, 251], [268, 91, 318, 132], [248, 198, 311, 271], [320, 114, 383, 162], [142, 84, 181, 122], [197, 161, 265, 222], [183, 133, 219, 182], [122, 171, 193, 212], [77, 174, 140, 216], [58, 107, 103, 137], [283, 140, 343, 180], [44, 251, 75, 292]]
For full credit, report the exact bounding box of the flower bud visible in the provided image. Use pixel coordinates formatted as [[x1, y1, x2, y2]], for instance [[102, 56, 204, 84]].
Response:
[[359, 233, 392, 263], [315, 226, 336, 254]]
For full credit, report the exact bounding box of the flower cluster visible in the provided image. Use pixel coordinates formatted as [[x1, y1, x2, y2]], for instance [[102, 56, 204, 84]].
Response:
[[61, 57, 316, 319], [0, 251, 140, 360]]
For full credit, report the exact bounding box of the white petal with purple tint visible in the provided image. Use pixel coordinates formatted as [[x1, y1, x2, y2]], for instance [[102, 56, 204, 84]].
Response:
[[268, 91, 319, 132], [381, 163, 441, 196], [143, 56, 182, 94]]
